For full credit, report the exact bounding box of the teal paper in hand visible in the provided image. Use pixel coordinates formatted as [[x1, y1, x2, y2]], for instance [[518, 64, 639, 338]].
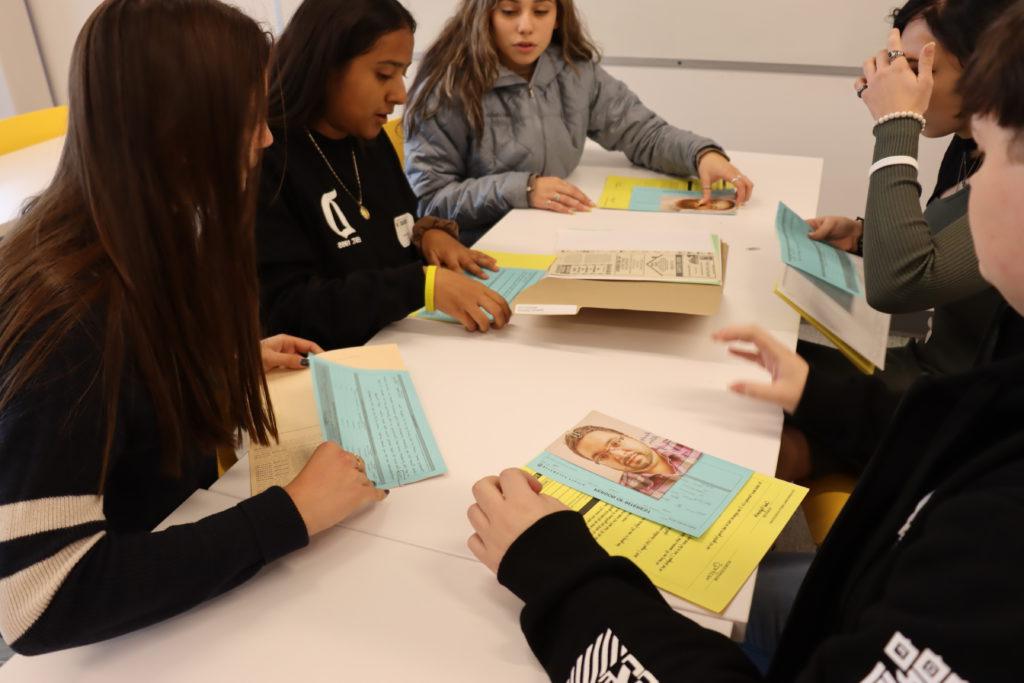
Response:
[[309, 356, 446, 488], [418, 267, 545, 322], [775, 202, 862, 295], [526, 450, 751, 537]]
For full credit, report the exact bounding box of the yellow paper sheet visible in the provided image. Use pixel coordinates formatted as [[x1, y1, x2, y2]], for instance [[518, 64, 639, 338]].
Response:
[[480, 250, 556, 271], [598, 175, 732, 210], [533, 470, 807, 613], [774, 286, 876, 375], [250, 345, 406, 495]]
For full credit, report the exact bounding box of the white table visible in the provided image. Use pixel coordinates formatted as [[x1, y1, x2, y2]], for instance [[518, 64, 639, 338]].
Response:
[[0, 136, 63, 229], [211, 147, 821, 623], [1, 146, 822, 681]]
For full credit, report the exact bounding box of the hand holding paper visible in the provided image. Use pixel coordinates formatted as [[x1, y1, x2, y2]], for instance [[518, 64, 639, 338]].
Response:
[[776, 202, 862, 295], [284, 441, 388, 536]]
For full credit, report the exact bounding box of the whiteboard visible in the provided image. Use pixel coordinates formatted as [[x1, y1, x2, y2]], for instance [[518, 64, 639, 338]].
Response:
[[281, 0, 898, 70]]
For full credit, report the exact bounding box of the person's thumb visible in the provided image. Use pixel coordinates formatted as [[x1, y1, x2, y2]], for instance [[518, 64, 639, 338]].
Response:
[[699, 170, 712, 206], [918, 42, 936, 89], [264, 349, 304, 370]]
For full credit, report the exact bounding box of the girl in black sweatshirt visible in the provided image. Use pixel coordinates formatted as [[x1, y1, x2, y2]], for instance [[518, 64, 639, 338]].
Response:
[[257, 0, 511, 350]]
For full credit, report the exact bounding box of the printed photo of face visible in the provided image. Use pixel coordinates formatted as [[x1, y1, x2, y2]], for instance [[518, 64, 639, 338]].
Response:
[[672, 198, 736, 212], [573, 429, 662, 473]]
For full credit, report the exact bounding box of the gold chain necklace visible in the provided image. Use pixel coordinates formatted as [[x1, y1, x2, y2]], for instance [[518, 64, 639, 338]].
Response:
[[305, 128, 370, 220]]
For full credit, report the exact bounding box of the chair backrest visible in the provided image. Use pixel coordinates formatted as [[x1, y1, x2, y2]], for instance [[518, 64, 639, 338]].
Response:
[[382, 117, 404, 167], [0, 106, 69, 156]]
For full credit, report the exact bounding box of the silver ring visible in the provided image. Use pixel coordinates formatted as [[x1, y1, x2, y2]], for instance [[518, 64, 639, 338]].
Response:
[[887, 49, 905, 63], [856, 83, 869, 98], [730, 175, 743, 183], [553, 193, 561, 203]]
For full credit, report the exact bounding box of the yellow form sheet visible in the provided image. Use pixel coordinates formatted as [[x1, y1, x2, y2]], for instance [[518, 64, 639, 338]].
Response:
[[598, 176, 731, 210], [533, 471, 807, 613], [479, 250, 556, 271], [250, 344, 406, 495]]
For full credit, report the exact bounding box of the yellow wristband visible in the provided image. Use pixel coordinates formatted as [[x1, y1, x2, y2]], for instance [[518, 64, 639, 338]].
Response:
[[424, 265, 438, 312]]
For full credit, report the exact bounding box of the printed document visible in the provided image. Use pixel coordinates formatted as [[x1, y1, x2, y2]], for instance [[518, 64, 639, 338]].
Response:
[[527, 411, 751, 537], [776, 202, 861, 295]]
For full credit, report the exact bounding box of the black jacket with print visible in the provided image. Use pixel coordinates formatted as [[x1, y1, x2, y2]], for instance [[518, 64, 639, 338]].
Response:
[[498, 309, 1024, 682], [256, 128, 425, 350]]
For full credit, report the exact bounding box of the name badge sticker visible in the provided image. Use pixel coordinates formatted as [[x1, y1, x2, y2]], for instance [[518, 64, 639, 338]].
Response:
[[394, 213, 414, 248]]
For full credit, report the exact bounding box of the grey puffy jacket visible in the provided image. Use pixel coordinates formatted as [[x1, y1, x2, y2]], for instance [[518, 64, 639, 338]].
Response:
[[404, 46, 721, 233]]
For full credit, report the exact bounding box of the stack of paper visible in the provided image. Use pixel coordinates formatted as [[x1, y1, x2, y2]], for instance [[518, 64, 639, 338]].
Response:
[[526, 410, 806, 612], [774, 202, 891, 373], [249, 345, 446, 495]]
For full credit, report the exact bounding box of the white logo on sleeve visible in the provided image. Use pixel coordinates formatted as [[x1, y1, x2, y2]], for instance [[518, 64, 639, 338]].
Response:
[[394, 212, 414, 248], [566, 629, 659, 683], [320, 190, 362, 250], [860, 631, 968, 683]]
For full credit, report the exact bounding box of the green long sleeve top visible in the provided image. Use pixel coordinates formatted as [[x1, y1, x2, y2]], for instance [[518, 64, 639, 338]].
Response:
[[863, 118, 1004, 375]]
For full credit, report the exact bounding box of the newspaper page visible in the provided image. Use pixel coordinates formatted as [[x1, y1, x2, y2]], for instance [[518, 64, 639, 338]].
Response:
[[548, 248, 720, 285], [249, 425, 323, 495]]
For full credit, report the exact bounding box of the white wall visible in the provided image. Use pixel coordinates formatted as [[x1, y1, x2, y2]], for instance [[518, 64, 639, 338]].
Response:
[[8, 0, 947, 219], [24, 0, 280, 108], [0, 0, 53, 117]]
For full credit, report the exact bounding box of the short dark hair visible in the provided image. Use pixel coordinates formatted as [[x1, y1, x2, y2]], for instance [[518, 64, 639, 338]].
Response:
[[960, 0, 1024, 158], [564, 425, 624, 457], [891, 0, 1018, 65], [269, 0, 416, 130]]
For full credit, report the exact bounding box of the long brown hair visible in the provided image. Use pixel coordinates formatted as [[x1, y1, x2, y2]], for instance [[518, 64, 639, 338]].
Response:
[[0, 0, 276, 485], [269, 0, 416, 132], [405, 0, 599, 136]]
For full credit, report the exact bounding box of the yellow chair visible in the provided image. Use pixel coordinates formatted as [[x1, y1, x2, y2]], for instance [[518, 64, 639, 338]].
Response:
[[0, 106, 69, 156], [383, 117, 404, 166], [801, 473, 856, 545]]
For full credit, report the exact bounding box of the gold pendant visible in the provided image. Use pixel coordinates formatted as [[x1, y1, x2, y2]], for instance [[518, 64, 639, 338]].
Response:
[[359, 205, 371, 220]]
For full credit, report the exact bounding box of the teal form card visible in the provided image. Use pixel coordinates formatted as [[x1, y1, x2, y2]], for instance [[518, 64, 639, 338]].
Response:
[[527, 412, 753, 537], [527, 451, 750, 537], [775, 201, 861, 296], [417, 267, 545, 323], [629, 186, 738, 214], [309, 356, 447, 488]]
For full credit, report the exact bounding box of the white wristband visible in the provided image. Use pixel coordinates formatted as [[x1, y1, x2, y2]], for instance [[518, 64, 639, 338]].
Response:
[[874, 111, 927, 129], [869, 155, 919, 176]]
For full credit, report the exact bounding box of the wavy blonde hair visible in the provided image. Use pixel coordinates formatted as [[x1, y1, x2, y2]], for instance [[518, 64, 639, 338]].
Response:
[[406, 0, 599, 136]]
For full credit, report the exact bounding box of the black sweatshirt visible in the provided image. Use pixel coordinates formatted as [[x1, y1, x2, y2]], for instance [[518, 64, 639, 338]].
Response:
[[499, 310, 1024, 682], [0, 315, 309, 654], [257, 128, 426, 350]]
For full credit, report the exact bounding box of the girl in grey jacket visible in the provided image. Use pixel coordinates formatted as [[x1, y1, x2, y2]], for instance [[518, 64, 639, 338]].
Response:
[[404, 0, 753, 243]]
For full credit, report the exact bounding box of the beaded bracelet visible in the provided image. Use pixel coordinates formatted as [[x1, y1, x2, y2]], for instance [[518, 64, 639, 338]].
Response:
[[874, 111, 926, 129]]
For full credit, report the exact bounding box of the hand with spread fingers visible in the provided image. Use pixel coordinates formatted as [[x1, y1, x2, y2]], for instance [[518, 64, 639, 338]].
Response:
[[284, 441, 389, 537], [420, 228, 499, 279], [260, 334, 324, 371], [528, 176, 596, 214], [467, 469, 569, 574], [433, 268, 511, 333], [857, 28, 935, 119], [697, 151, 754, 206], [712, 325, 809, 415]]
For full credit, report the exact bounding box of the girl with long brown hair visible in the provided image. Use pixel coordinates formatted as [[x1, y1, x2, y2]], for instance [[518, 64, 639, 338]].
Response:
[[257, 0, 511, 346], [0, 0, 384, 655], [404, 0, 755, 243]]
